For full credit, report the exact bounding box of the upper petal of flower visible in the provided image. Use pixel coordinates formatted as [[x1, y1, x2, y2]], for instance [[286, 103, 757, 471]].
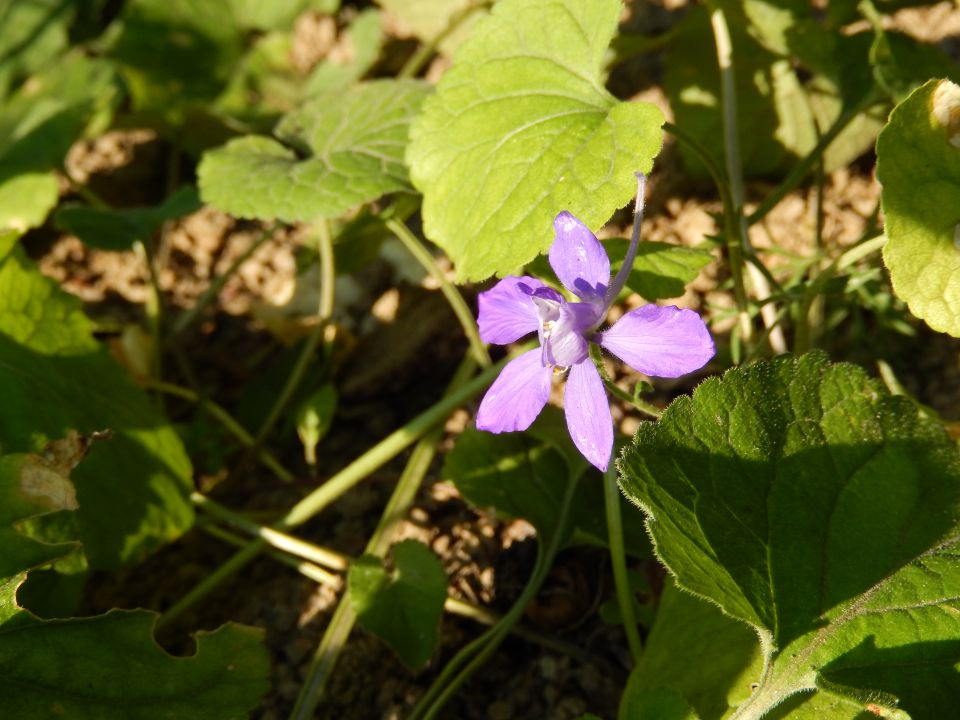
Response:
[[476, 348, 551, 433], [477, 276, 561, 345], [598, 305, 715, 378], [550, 212, 611, 302], [564, 360, 613, 471]]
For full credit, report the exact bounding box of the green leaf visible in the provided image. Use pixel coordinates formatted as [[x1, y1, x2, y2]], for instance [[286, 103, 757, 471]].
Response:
[[227, 0, 338, 32], [303, 8, 383, 96], [0, 439, 270, 719], [347, 539, 447, 669], [407, 0, 664, 281], [0, 54, 120, 231], [0, 0, 75, 99], [878, 79, 960, 337], [663, 4, 817, 178], [619, 352, 960, 717], [199, 79, 430, 222], [55, 186, 202, 251], [296, 384, 337, 466], [0, 246, 193, 568], [620, 581, 761, 720], [445, 418, 650, 556], [620, 687, 701, 720], [606, 239, 713, 301]]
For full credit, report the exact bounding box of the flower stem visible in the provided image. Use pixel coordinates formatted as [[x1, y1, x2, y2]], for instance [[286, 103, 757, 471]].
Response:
[[289, 356, 478, 720], [409, 464, 582, 720], [605, 172, 647, 305], [141, 379, 294, 483], [172, 223, 277, 336], [156, 349, 519, 630], [604, 464, 642, 663], [386, 217, 491, 368], [251, 220, 336, 449]]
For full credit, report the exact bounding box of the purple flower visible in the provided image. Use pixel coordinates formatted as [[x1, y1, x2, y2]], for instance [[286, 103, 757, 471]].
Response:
[[475, 181, 714, 471]]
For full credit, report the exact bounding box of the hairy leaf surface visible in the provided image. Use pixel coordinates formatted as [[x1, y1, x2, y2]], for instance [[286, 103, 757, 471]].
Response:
[[619, 352, 960, 717]]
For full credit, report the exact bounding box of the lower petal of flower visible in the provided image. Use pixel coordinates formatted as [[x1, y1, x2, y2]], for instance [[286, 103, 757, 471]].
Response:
[[598, 305, 715, 378], [476, 348, 551, 433], [564, 361, 613, 471]]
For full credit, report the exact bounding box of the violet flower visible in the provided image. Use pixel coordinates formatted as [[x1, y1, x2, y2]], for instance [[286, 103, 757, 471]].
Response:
[[475, 174, 714, 471]]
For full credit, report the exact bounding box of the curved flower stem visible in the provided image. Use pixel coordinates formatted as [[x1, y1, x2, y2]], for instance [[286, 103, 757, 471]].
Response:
[[386, 217, 491, 368], [604, 464, 642, 663], [172, 223, 277, 336], [589, 345, 662, 419], [290, 355, 478, 720], [605, 172, 647, 305], [157, 349, 519, 630], [408, 465, 582, 720], [251, 220, 336, 450], [141, 379, 294, 483]]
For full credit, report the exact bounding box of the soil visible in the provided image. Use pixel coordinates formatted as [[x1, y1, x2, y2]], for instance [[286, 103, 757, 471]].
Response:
[[21, 2, 960, 719]]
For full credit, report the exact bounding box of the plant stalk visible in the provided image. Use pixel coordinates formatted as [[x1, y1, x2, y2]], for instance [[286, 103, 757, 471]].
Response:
[[604, 464, 642, 663]]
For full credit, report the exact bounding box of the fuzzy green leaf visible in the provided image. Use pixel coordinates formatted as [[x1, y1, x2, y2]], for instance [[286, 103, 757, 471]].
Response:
[[199, 79, 430, 222], [879, 79, 960, 337], [348, 540, 447, 669], [407, 0, 664, 281], [55, 186, 201, 250], [620, 581, 761, 720], [0, 246, 193, 568], [619, 352, 960, 718]]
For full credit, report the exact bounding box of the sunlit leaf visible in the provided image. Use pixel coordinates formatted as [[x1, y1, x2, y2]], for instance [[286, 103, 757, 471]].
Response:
[[199, 79, 430, 222], [620, 352, 960, 717], [407, 0, 664, 281], [348, 540, 447, 669], [376, 0, 486, 56], [879, 79, 960, 336]]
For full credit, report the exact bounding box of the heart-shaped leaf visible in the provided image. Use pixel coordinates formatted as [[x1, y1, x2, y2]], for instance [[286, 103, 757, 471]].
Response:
[[879, 78, 960, 336], [199, 79, 430, 222], [619, 352, 960, 718], [347, 539, 447, 669], [407, 0, 664, 281]]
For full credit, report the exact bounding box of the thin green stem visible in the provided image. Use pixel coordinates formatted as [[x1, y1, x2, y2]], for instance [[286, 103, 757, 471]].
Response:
[[397, 1, 491, 79], [590, 345, 661, 419], [251, 221, 336, 448], [710, 2, 766, 351], [200, 508, 599, 665], [172, 224, 276, 336], [157, 350, 519, 630], [747, 93, 881, 227], [193, 492, 346, 571], [198, 522, 343, 587], [141, 379, 294, 483], [411, 465, 581, 720], [386, 218, 491, 368], [604, 465, 642, 663], [794, 234, 887, 354], [290, 356, 478, 720]]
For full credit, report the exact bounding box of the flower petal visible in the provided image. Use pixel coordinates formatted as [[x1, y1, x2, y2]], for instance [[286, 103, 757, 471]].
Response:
[[599, 305, 715, 377], [476, 349, 551, 432], [564, 361, 613, 471], [477, 276, 560, 345], [550, 212, 610, 301]]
